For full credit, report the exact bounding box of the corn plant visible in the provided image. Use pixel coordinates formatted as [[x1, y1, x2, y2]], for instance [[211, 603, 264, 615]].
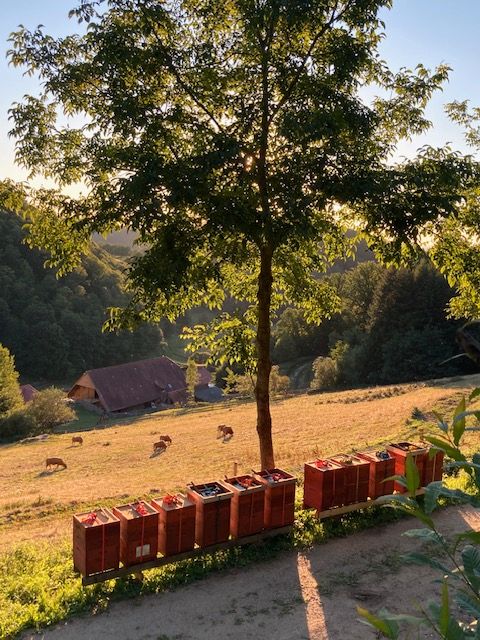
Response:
[[358, 389, 480, 638]]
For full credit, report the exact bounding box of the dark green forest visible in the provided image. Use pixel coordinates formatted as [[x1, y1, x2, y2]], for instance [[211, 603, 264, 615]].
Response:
[[273, 262, 474, 388], [0, 210, 165, 381], [0, 209, 472, 387]]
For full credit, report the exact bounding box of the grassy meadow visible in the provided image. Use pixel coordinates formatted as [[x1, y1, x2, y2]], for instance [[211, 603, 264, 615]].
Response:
[[1, 374, 479, 553]]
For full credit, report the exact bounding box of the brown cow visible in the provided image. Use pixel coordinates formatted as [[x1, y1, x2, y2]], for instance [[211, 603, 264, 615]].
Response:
[[46, 457, 67, 470], [217, 424, 234, 441], [72, 436, 83, 446], [158, 435, 172, 445], [152, 441, 167, 454]]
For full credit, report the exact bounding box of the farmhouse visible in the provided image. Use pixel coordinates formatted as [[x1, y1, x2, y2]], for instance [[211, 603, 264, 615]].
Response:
[[68, 356, 188, 413]]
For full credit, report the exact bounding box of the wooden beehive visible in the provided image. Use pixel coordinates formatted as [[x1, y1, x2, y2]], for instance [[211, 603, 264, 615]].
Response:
[[357, 451, 395, 499], [330, 455, 370, 505], [223, 474, 266, 538], [422, 447, 445, 485], [112, 502, 159, 566], [254, 468, 296, 529], [387, 442, 428, 492], [303, 459, 345, 511], [73, 508, 120, 577], [151, 493, 196, 556], [186, 482, 233, 547]]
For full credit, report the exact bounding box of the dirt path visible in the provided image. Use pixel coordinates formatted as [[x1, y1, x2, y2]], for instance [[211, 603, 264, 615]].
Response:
[[23, 505, 480, 640]]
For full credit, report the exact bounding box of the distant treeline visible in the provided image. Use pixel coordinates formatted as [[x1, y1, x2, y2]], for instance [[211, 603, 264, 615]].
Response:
[[0, 210, 165, 382], [272, 262, 474, 388]]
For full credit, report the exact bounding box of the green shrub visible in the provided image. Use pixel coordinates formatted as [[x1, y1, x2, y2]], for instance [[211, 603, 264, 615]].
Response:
[[26, 388, 75, 431], [0, 410, 36, 440]]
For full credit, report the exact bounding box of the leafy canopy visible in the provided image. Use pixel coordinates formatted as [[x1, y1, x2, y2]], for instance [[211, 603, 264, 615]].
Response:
[[7, 0, 477, 366]]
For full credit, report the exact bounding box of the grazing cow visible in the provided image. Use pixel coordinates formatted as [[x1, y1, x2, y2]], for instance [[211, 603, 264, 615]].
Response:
[[217, 424, 234, 440], [153, 441, 167, 454], [72, 435, 83, 446], [158, 435, 172, 445], [46, 457, 67, 470]]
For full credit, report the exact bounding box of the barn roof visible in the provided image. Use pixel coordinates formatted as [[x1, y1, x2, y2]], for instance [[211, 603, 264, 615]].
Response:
[[71, 357, 187, 412], [20, 384, 38, 403]]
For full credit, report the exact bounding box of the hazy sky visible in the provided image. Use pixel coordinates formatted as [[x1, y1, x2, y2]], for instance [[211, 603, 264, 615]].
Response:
[[1, 0, 480, 186]]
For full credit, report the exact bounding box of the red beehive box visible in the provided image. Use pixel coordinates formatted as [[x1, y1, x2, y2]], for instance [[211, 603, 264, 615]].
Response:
[[387, 442, 428, 493], [303, 459, 345, 511], [73, 508, 120, 577], [357, 451, 395, 499], [254, 468, 296, 529], [330, 454, 370, 505], [112, 501, 159, 566], [422, 447, 445, 485], [223, 474, 266, 538], [186, 481, 233, 547], [151, 493, 196, 557]]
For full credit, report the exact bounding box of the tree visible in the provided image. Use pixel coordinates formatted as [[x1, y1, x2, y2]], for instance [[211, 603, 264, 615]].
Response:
[[8, 0, 476, 468], [0, 343, 22, 418], [185, 358, 199, 401], [26, 388, 75, 431]]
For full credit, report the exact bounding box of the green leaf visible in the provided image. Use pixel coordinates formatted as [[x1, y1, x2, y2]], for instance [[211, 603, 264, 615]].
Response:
[[424, 481, 444, 514], [401, 552, 453, 576], [406, 454, 420, 496], [456, 530, 480, 545], [455, 590, 480, 619], [403, 528, 445, 544], [357, 607, 400, 638], [433, 410, 449, 433], [426, 436, 466, 462], [453, 396, 466, 446], [469, 388, 480, 402], [461, 546, 480, 591], [439, 580, 450, 635]]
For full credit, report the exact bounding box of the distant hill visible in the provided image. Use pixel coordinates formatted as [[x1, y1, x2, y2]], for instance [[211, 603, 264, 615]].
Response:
[[93, 229, 138, 248], [0, 211, 164, 383]]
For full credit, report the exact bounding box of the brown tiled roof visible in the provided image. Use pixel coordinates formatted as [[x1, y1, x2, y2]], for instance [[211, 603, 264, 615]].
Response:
[[71, 357, 187, 412], [20, 384, 38, 403]]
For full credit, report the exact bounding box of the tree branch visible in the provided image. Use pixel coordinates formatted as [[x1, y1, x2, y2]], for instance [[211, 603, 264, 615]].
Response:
[[141, 8, 226, 134], [268, 0, 354, 125]]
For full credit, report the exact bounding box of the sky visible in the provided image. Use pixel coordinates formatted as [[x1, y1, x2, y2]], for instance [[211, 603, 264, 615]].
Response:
[[1, 0, 480, 186]]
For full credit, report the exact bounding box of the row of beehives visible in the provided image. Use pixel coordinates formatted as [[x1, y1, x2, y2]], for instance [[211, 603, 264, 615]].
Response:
[[73, 469, 296, 578], [303, 441, 444, 512], [74, 441, 443, 578]]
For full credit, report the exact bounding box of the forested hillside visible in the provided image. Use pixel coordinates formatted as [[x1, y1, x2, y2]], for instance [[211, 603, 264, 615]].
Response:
[[274, 262, 474, 388], [0, 210, 165, 382]]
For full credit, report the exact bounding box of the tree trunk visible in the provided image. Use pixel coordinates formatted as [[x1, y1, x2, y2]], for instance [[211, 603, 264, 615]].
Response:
[[255, 244, 275, 469]]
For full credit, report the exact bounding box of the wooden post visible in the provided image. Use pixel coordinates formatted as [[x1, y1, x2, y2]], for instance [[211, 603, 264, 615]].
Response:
[[233, 461, 239, 476]]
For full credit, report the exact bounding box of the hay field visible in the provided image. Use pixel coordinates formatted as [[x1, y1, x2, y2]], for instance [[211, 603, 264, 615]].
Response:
[[1, 375, 478, 553]]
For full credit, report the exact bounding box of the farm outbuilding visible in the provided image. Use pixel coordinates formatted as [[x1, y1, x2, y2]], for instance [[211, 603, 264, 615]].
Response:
[[68, 356, 188, 413], [20, 384, 38, 403]]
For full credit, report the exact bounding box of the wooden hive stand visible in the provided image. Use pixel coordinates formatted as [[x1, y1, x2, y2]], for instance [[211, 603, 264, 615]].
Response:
[[112, 502, 159, 567], [186, 481, 233, 547], [356, 451, 395, 499], [73, 508, 120, 577], [330, 454, 370, 505], [254, 468, 296, 529], [151, 493, 196, 557], [223, 474, 266, 538], [303, 459, 345, 512]]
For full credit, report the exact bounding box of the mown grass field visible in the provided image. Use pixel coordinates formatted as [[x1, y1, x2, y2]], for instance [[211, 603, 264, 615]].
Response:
[[1, 374, 479, 554]]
